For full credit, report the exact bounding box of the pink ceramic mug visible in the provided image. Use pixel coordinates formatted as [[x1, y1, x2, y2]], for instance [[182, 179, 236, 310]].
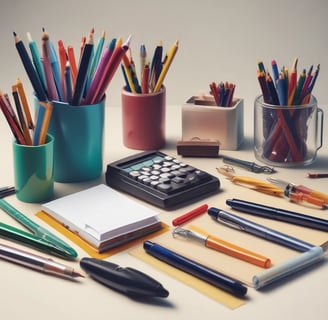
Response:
[[121, 86, 166, 150]]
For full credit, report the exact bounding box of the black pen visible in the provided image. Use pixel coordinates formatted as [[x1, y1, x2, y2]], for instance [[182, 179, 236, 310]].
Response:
[[226, 198, 328, 232], [143, 240, 247, 297], [80, 257, 169, 298]]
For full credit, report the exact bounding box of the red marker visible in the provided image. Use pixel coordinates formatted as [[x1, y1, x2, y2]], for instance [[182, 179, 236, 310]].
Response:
[[172, 204, 208, 226]]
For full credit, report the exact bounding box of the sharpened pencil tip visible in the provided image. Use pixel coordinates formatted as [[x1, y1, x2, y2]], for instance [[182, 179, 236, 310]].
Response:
[[72, 271, 85, 278]]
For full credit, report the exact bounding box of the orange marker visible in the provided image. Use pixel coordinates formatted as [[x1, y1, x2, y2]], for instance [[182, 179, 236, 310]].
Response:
[[173, 225, 272, 268]]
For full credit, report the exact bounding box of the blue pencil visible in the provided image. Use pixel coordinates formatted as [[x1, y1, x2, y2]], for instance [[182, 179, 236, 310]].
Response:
[[13, 32, 47, 102], [71, 29, 94, 106]]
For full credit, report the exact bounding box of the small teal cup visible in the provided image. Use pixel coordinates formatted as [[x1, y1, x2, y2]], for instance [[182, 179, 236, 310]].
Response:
[[13, 134, 54, 203], [34, 97, 105, 182]]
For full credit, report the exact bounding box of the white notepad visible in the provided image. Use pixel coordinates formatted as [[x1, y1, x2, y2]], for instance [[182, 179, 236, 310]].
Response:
[[42, 184, 161, 252]]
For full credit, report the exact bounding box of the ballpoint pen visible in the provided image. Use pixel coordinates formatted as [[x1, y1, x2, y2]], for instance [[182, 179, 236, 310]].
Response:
[[143, 240, 247, 297], [0, 243, 84, 279], [226, 198, 328, 231], [173, 226, 272, 268], [80, 257, 169, 298], [222, 155, 276, 174], [0, 221, 75, 259], [0, 199, 78, 258], [253, 241, 328, 290], [208, 207, 314, 252], [268, 177, 328, 206]]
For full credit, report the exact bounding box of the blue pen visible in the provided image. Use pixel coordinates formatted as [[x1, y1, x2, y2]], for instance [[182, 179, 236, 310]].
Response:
[[143, 240, 247, 297], [50, 41, 64, 101], [226, 198, 328, 231], [208, 207, 314, 252]]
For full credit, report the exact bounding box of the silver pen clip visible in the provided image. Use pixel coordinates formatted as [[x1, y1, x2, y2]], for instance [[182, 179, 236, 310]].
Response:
[[172, 227, 206, 245], [214, 214, 245, 231]]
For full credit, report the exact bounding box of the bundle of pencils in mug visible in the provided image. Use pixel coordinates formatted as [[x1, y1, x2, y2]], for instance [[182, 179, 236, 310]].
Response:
[[0, 79, 49, 145], [121, 40, 179, 94], [209, 81, 236, 107], [257, 59, 320, 163], [13, 28, 131, 107]]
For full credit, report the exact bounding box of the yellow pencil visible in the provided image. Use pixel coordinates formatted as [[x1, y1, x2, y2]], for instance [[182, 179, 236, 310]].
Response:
[[153, 40, 179, 93], [38, 101, 53, 145]]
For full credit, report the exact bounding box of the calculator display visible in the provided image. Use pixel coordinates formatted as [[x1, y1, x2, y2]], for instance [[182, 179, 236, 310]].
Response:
[[106, 151, 220, 210]]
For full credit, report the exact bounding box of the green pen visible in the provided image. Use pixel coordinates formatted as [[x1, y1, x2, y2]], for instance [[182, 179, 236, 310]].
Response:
[[0, 199, 77, 259], [0, 221, 74, 259]]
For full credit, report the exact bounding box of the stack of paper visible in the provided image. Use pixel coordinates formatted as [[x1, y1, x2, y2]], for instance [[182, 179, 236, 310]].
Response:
[[42, 184, 161, 252]]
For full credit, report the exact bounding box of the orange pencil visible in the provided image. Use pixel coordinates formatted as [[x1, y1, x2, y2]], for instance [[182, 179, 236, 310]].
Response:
[[38, 101, 53, 145], [16, 78, 34, 130], [67, 45, 78, 87], [58, 40, 67, 95]]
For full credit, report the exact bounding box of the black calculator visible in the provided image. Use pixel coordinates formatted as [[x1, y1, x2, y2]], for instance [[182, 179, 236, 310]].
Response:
[[105, 151, 220, 210]]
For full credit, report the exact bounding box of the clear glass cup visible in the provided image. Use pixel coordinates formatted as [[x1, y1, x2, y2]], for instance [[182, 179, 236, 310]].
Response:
[[254, 95, 323, 167]]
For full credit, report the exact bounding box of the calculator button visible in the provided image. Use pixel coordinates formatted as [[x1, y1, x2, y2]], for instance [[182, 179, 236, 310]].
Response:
[[160, 173, 174, 179], [150, 180, 160, 187], [129, 171, 141, 178], [150, 175, 159, 180], [142, 178, 151, 185], [137, 175, 149, 182], [159, 177, 171, 184], [156, 184, 172, 192], [172, 177, 184, 184]]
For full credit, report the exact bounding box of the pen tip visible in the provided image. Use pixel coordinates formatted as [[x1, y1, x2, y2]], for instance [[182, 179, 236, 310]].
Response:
[[72, 271, 85, 278], [156, 286, 169, 298]]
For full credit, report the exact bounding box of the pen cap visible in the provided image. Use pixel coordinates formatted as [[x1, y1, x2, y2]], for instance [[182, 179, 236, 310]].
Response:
[[34, 96, 105, 182], [13, 133, 54, 203], [121, 86, 166, 150], [254, 95, 323, 167]]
